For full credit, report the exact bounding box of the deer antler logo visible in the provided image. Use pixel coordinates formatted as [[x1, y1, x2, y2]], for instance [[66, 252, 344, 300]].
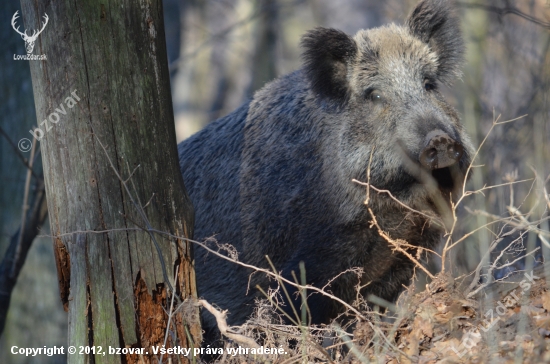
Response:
[[11, 11, 49, 54]]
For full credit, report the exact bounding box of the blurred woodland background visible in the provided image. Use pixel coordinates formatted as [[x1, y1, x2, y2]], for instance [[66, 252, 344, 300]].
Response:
[[0, 0, 549, 363]]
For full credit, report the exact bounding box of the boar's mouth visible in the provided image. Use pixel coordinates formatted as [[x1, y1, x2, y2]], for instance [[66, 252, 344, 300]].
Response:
[[429, 163, 466, 199], [432, 167, 454, 193]]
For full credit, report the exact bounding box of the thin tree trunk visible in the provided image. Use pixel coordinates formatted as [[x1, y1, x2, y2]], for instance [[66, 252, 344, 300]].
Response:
[[20, 1, 200, 363], [247, 0, 279, 96], [0, 176, 47, 335]]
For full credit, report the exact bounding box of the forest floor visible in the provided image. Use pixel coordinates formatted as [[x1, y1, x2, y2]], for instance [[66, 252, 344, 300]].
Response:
[[212, 263, 550, 363], [372, 265, 550, 363]]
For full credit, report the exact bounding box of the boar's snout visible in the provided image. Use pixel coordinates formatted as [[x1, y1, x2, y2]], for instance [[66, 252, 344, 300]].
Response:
[[419, 130, 464, 170]]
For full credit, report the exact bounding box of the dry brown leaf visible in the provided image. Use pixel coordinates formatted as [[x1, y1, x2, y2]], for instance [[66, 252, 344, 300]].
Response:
[[432, 338, 464, 359], [541, 291, 550, 311], [416, 306, 436, 338]]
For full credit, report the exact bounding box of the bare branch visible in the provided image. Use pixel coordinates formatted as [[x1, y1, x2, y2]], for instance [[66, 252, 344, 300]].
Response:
[[352, 179, 440, 224], [368, 208, 436, 280], [458, 2, 550, 29], [198, 299, 260, 349]]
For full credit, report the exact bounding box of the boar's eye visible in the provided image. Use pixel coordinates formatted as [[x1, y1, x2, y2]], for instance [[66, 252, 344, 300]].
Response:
[[365, 88, 384, 103], [424, 80, 437, 92]]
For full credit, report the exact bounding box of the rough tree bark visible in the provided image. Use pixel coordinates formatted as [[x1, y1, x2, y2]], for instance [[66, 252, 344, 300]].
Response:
[[20, 1, 200, 363]]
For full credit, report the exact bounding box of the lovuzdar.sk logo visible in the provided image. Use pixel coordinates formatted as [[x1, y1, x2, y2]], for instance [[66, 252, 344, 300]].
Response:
[[12, 10, 48, 61]]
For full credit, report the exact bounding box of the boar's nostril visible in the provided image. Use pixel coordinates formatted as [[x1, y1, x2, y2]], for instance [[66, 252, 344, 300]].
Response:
[[420, 147, 442, 169], [421, 148, 438, 168], [419, 131, 463, 170], [447, 143, 463, 161]]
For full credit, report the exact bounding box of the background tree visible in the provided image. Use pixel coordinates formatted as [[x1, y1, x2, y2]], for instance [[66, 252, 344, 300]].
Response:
[[18, 0, 199, 363]]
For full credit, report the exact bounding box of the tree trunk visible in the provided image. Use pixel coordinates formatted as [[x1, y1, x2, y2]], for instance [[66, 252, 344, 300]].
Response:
[[20, 1, 200, 363], [247, 0, 279, 96]]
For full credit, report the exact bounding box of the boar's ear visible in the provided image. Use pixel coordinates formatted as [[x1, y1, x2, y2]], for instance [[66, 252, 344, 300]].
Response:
[[407, 0, 464, 83], [301, 27, 357, 106]]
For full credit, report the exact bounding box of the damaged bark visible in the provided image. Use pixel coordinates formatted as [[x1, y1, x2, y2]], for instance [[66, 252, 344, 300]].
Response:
[[20, 1, 200, 363]]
